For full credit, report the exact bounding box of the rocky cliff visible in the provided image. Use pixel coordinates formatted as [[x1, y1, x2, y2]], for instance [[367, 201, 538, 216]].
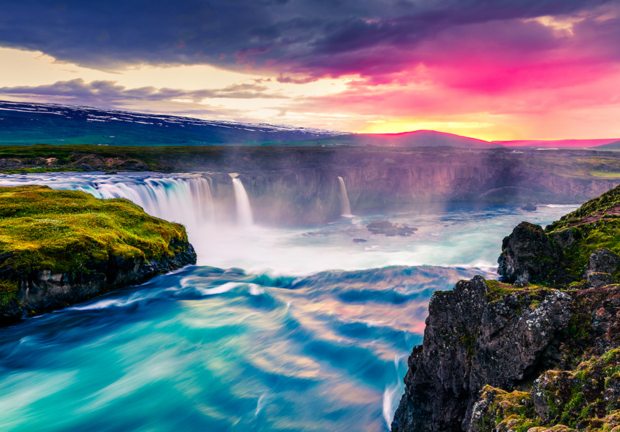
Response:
[[201, 147, 620, 225], [0, 186, 196, 326], [392, 185, 620, 432]]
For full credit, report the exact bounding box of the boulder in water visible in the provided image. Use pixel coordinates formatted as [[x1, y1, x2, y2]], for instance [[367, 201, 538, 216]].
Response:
[[367, 220, 417, 237]]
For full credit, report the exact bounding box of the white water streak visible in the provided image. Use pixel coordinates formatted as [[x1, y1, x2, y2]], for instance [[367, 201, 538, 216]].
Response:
[[232, 178, 254, 227], [337, 176, 352, 217]]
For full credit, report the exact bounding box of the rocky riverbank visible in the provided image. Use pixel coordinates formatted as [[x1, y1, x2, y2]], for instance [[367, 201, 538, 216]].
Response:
[[0, 186, 196, 326], [392, 185, 620, 431]]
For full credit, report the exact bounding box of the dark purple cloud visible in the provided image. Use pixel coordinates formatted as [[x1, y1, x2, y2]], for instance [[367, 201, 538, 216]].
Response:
[[0, 79, 287, 105], [0, 0, 614, 81]]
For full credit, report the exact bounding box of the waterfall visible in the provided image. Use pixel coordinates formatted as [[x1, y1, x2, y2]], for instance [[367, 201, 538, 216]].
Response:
[[232, 178, 254, 227], [188, 177, 215, 224], [0, 173, 216, 236], [338, 176, 352, 217], [95, 176, 216, 229]]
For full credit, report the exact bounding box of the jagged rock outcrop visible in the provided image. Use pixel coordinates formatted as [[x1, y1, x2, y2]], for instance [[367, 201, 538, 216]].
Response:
[[394, 184, 620, 432], [392, 279, 620, 432], [467, 286, 620, 431], [499, 184, 620, 287], [391, 277, 572, 432], [498, 222, 570, 286]]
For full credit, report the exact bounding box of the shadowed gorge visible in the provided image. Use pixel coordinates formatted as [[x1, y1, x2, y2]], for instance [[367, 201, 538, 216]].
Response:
[[2, 145, 620, 225]]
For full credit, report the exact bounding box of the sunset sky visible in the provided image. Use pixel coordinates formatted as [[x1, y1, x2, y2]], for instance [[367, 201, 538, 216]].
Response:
[[1, 0, 620, 141]]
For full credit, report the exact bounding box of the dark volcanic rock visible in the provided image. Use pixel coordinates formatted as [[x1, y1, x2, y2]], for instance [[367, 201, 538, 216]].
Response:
[[588, 271, 615, 288], [76, 163, 94, 171], [497, 222, 571, 286], [587, 248, 620, 276], [391, 276, 572, 432], [0, 238, 196, 326], [467, 285, 620, 431]]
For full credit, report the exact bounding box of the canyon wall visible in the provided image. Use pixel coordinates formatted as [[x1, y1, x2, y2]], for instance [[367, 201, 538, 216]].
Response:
[[194, 148, 620, 225]]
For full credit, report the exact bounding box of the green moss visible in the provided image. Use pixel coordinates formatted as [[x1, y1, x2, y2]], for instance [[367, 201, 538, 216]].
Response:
[[0, 185, 188, 274], [0, 279, 18, 307], [476, 386, 540, 431], [544, 184, 620, 279], [475, 348, 620, 431]]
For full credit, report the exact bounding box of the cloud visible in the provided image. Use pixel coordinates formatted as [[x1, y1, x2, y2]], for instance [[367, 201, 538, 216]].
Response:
[[0, 0, 614, 79], [0, 79, 288, 105]]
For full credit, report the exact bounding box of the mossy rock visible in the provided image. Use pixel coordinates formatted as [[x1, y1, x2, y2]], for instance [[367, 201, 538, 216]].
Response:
[[0, 185, 189, 275], [0, 185, 195, 323], [545, 184, 620, 280], [473, 350, 620, 431]]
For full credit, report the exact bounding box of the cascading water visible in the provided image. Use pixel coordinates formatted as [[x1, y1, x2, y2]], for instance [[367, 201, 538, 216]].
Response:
[[0, 173, 215, 236], [232, 177, 254, 227], [338, 176, 353, 217]]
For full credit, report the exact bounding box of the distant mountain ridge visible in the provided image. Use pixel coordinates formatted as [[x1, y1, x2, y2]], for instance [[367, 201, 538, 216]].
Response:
[[593, 140, 620, 150], [1, 100, 618, 148], [0, 100, 345, 146], [286, 130, 500, 148]]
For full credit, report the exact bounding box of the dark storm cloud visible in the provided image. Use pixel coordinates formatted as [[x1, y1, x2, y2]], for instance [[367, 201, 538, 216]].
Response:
[[0, 79, 287, 105], [0, 0, 615, 78]]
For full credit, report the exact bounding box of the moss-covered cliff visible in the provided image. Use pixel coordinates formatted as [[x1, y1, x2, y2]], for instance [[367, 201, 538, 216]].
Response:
[[499, 184, 620, 288], [393, 185, 620, 432], [0, 185, 196, 325]]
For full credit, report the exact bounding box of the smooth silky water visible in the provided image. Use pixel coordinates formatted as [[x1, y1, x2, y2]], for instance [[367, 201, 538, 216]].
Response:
[[0, 173, 578, 431]]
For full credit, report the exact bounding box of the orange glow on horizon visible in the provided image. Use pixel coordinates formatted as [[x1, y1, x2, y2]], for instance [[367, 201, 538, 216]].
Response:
[[357, 120, 514, 142]]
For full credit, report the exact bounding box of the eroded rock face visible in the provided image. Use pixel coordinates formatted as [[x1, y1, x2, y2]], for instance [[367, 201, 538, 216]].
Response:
[[391, 277, 572, 432], [498, 222, 570, 286], [0, 238, 196, 326], [587, 248, 620, 274], [464, 286, 620, 431], [586, 248, 620, 288]]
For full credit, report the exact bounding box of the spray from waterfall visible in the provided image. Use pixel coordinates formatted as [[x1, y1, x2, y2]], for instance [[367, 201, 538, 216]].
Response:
[[231, 177, 254, 227], [338, 176, 353, 217]]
